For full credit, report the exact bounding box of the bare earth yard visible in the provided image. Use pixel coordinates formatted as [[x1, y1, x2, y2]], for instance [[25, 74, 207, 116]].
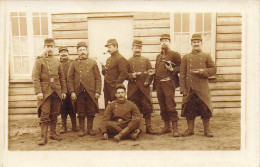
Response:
[[8, 111, 240, 151]]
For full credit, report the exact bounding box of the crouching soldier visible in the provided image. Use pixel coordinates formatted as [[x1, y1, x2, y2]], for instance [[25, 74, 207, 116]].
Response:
[[67, 42, 101, 137], [100, 84, 142, 142], [59, 46, 79, 133], [180, 34, 217, 137], [32, 38, 67, 145]]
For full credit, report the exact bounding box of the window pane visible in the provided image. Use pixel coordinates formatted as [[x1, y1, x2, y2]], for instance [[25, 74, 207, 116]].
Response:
[[41, 12, 48, 16], [22, 56, 30, 74], [19, 12, 26, 16], [12, 37, 20, 55], [181, 34, 191, 53], [11, 17, 19, 36], [196, 13, 203, 32], [41, 16, 48, 35], [34, 36, 44, 56], [173, 34, 182, 53], [204, 13, 211, 31], [32, 12, 39, 16], [182, 13, 190, 32], [33, 17, 40, 35], [203, 33, 211, 52], [19, 17, 27, 35], [20, 37, 28, 55], [14, 56, 22, 74], [174, 13, 181, 32], [11, 12, 18, 16]]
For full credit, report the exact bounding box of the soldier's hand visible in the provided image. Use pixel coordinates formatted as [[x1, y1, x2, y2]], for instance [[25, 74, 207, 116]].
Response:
[[62, 93, 66, 99], [148, 69, 155, 76], [191, 69, 203, 74], [37, 93, 43, 100], [71, 92, 77, 101], [94, 93, 100, 99], [103, 133, 109, 140], [165, 63, 173, 71], [182, 90, 187, 96], [144, 82, 149, 87], [132, 72, 137, 79]]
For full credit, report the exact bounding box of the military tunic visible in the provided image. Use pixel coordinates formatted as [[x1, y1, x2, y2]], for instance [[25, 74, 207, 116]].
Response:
[[102, 50, 128, 107], [67, 57, 101, 117], [100, 99, 142, 136], [154, 49, 181, 122], [127, 55, 153, 118], [180, 50, 216, 118], [32, 54, 67, 123]]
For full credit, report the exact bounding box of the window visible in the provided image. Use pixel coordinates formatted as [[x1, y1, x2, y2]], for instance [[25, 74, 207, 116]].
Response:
[[10, 12, 51, 79], [170, 13, 216, 59]]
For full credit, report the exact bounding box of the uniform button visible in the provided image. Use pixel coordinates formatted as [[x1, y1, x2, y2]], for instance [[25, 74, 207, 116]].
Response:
[[80, 71, 81, 73]]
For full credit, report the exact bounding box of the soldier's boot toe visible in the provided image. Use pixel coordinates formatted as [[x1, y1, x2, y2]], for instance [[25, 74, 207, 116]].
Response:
[[159, 127, 172, 134], [60, 126, 67, 134], [128, 129, 141, 140], [172, 121, 180, 137], [203, 119, 213, 138], [87, 129, 96, 136], [60, 117, 67, 134], [72, 125, 79, 132], [204, 131, 213, 137], [38, 124, 48, 146], [146, 127, 156, 135], [113, 135, 122, 142], [78, 117, 85, 137], [182, 119, 195, 137], [181, 129, 194, 137], [78, 130, 85, 137], [38, 137, 47, 145], [50, 132, 62, 141]]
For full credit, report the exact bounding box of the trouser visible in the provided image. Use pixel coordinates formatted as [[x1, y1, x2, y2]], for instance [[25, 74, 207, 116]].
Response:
[[75, 90, 96, 119], [155, 80, 179, 122], [104, 81, 116, 108], [128, 89, 152, 118], [60, 95, 76, 119], [40, 92, 61, 125], [105, 120, 141, 137], [183, 92, 212, 120]]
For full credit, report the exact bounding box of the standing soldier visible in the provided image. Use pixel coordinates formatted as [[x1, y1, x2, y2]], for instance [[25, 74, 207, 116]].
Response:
[[180, 34, 216, 137], [101, 39, 128, 108], [152, 34, 181, 137], [67, 42, 101, 137], [127, 40, 155, 134], [59, 46, 79, 133], [32, 38, 67, 145]]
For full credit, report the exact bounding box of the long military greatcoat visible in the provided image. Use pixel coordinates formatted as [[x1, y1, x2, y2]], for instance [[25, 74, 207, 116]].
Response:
[[67, 57, 101, 112], [179, 50, 217, 116], [127, 55, 153, 101], [32, 54, 67, 118]]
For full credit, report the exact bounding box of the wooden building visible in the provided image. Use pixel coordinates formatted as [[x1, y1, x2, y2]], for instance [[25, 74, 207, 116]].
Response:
[[7, 12, 241, 115]]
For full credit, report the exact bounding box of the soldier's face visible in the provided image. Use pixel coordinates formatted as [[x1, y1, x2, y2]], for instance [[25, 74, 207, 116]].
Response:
[[160, 39, 170, 50], [115, 88, 126, 101], [44, 44, 55, 55], [106, 45, 118, 54], [77, 46, 88, 58], [132, 45, 142, 55], [59, 50, 69, 58], [191, 40, 202, 50]]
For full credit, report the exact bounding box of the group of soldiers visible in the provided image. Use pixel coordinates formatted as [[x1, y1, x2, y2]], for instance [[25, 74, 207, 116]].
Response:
[[32, 33, 216, 146]]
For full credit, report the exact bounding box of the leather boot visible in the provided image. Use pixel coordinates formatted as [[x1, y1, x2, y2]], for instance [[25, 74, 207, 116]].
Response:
[[182, 119, 195, 137], [159, 121, 172, 134], [172, 121, 180, 137], [87, 117, 96, 136], [145, 117, 156, 135], [70, 114, 79, 132], [49, 120, 62, 141], [128, 129, 142, 140], [114, 127, 130, 142], [60, 116, 67, 134], [203, 119, 213, 137], [78, 117, 85, 137], [39, 123, 48, 145]]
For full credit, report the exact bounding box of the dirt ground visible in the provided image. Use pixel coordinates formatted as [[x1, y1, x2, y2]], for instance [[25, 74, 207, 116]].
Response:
[[8, 111, 240, 151]]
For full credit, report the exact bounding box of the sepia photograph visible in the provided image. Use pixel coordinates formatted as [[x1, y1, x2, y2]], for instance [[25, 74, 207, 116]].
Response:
[[0, 0, 259, 167]]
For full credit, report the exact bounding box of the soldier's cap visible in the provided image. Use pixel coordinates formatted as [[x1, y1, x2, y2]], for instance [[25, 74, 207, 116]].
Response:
[[59, 46, 68, 52], [44, 38, 55, 46], [115, 84, 126, 91], [105, 39, 118, 47], [132, 40, 142, 47], [191, 33, 202, 41], [160, 34, 170, 41], [77, 42, 88, 49]]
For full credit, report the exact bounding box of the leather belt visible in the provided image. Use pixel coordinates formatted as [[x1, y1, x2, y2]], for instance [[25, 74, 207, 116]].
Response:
[[160, 77, 171, 82]]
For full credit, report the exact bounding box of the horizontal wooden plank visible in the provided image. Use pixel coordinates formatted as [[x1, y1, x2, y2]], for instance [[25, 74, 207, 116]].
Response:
[[142, 53, 158, 61], [54, 39, 88, 47], [217, 34, 241, 42], [217, 25, 242, 34], [134, 28, 170, 37], [9, 83, 34, 88], [216, 50, 241, 58], [210, 82, 241, 90], [8, 108, 37, 115], [134, 12, 169, 20], [9, 79, 33, 83], [53, 30, 88, 39], [216, 74, 241, 82], [217, 66, 241, 74], [52, 22, 88, 31], [216, 59, 241, 66], [52, 14, 88, 23], [217, 13, 242, 17], [216, 42, 241, 50], [213, 108, 241, 113], [217, 17, 242, 26], [9, 101, 37, 108], [134, 36, 161, 45], [9, 87, 35, 95], [142, 44, 161, 53], [134, 19, 170, 28], [9, 95, 37, 102]]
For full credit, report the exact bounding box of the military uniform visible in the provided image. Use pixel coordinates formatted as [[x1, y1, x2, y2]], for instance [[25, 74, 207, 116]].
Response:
[[100, 84, 142, 141], [67, 42, 101, 136], [154, 34, 181, 136], [59, 46, 78, 133], [102, 39, 128, 107], [180, 34, 217, 137], [32, 38, 67, 145], [127, 40, 155, 134]]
